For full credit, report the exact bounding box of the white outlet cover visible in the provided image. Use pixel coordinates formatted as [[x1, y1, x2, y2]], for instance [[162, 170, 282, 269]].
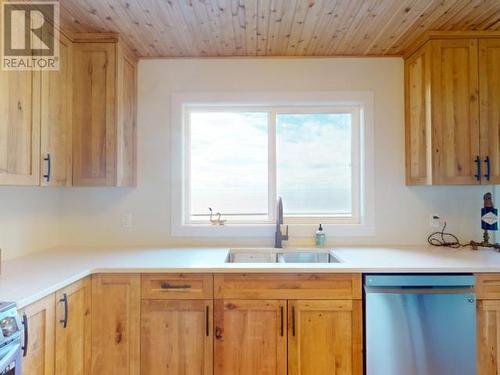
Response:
[[430, 214, 442, 228]]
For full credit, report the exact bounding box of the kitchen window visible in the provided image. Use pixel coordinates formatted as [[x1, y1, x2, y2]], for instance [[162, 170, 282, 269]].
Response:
[[171, 92, 374, 237]]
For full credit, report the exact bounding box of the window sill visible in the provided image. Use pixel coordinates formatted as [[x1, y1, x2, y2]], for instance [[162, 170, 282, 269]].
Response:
[[170, 222, 376, 238]]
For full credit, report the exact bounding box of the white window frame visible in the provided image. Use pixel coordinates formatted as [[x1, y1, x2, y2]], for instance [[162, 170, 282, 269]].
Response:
[[170, 91, 375, 238]]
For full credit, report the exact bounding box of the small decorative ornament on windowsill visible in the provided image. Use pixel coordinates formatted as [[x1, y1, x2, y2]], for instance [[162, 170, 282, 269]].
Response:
[[428, 192, 500, 251], [208, 207, 226, 226], [470, 192, 500, 251]]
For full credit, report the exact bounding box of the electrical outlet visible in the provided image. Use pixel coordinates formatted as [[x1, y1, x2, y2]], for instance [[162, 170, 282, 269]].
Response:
[[121, 213, 133, 228], [430, 214, 442, 228]]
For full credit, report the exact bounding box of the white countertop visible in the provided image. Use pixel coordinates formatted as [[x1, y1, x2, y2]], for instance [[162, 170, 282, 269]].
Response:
[[2, 245, 500, 308]]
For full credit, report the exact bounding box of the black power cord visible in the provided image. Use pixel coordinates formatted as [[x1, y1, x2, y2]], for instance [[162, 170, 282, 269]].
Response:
[[427, 222, 469, 249]]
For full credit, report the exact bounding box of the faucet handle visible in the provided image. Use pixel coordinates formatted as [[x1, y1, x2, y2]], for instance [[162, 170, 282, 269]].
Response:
[[282, 225, 289, 241]]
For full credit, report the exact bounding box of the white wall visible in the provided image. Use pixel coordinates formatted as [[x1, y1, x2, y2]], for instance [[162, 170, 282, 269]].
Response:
[[0, 188, 61, 260], [55, 57, 488, 249]]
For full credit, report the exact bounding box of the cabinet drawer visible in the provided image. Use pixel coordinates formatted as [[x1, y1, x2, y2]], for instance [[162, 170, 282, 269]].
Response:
[[477, 274, 500, 299], [142, 274, 213, 299], [214, 273, 361, 300]]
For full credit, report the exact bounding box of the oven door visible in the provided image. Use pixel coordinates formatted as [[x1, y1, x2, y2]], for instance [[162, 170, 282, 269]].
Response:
[[0, 342, 22, 375]]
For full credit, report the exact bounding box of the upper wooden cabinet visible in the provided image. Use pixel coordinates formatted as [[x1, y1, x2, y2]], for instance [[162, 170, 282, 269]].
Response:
[[72, 34, 137, 186], [0, 69, 40, 185], [40, 33, 73, 186], [405, 33, 500, 185], [479, 39, 500, 185]]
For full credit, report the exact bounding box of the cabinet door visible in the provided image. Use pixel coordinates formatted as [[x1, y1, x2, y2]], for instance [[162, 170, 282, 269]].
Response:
[[479, 39, 500, 185], [20, 294, 55, 375], [55, 277, 91, 375], [141, 300, 213, 375], [478, 299, 500, 374], [72, 42, 116, 186], [40, 34, 72, 186], [214, 299, 286, 375], [431, 39, 480, 185], [91, 274, 140, 375], [116, 47, 137, 186], [405, 43, 432, 185], [288, 300, 363, 375], [0, 69, 40, 185]]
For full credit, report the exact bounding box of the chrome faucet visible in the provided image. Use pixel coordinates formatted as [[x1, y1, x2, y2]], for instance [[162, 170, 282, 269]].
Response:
[[275, 197, 288, 248]]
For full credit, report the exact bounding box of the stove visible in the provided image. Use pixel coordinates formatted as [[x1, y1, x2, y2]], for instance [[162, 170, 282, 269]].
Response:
[[0, 302, 24, 375]]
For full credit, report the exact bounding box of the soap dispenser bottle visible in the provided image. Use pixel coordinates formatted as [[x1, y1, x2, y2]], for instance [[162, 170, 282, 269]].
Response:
[[315, 224, 325, 247]]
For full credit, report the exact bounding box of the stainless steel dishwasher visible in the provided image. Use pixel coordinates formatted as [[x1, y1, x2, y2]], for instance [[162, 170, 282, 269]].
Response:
[[365, 274, 476, 375]]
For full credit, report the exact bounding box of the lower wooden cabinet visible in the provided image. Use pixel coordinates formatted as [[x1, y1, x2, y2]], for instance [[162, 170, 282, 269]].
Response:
[[141, 299, 213, 375], [91, 274, 140, 375], [478, 299, 500, 374], [214, 299, 287, 375], [55, 277, 91, 375], [288, 300, 363, 375], [20, 294, 55, 375]]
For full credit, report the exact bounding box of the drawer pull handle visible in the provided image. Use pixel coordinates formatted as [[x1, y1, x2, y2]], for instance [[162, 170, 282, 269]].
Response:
[[280, 305, 284, 336], [292, 305, 296, 336], [474, 156, 481, 181], [59, 293, 68, 328], [206, 305, 210, 337], [160, 282, 192, 290]]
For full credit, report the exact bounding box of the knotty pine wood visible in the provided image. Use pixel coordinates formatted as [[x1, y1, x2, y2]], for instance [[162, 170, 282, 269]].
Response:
[[405, 43, 432, 185], [141, 299, 213, 375], [477, 299, 500, 375], [0, 68, 40, 185], [142, 274, 214, 300], [20, 294, 55, 375], [214, 273, 362, 300], [91, 274, 140, 375], [431, 38, 480, 185], [72, 42, 117, 186], [477, 274, 500, 299], [214, 299, 287, 375], [58, 0, 500, 58], [288, 300, 363, 375], [55, 277, 91, 375], [479, 38, 500, 185]]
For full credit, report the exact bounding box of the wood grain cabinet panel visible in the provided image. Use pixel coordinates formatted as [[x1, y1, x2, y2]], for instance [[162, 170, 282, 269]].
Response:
[[91, 274, 140, 375], [288, 300, 363, 375], [20, 294, 55, 375], [55, 277, 91, 375], [214, 273, 361, 300], [405, 35, 500, 186], [479, 39, 500, 185], [141, 299, 213, 375], [405, 43, 431, 185], [142, 274, 213, 300], [72, 35, 137, 186], [40, 34, 73, 186], [214, 299, 287, 375], [0, 68, 40, 185], [477, 299, 500, 375], [431, 38, 480, 185]]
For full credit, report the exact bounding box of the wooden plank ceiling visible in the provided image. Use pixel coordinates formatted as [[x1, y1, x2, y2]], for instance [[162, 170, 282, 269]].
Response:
[[59, 0, 500, 57]]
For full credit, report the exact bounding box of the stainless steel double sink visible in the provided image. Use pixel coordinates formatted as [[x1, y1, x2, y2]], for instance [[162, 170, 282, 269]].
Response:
[[226, 248, 341, 264]]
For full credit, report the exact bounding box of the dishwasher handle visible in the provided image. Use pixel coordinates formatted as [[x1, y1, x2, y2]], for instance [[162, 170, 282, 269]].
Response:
[[365, 285, 475, 296]]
